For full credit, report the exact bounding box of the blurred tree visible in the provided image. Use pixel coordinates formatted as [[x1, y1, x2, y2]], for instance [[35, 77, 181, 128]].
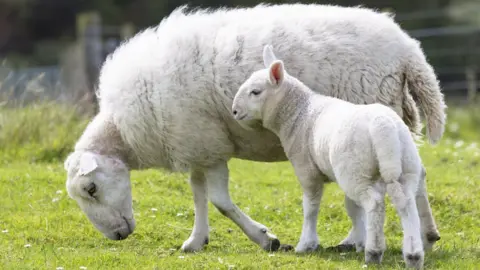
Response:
[[0, 0, 466, 68]]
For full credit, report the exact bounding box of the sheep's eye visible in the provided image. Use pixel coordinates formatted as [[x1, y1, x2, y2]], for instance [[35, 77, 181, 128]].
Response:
[[250, 89, 262, 96], [85, 183, 97, 196]]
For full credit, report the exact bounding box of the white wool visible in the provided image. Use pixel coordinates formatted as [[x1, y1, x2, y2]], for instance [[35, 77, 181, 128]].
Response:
[[93, 3, 445, 171], [232, 45, 440, 267], [65, 3, 443, 253]]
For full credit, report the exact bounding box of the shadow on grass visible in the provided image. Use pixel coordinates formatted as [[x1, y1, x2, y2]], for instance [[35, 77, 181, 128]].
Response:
[[196, 242, 458, 269]]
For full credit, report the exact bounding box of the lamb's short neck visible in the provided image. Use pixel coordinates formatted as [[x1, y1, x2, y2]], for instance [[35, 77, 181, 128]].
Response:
[[262, 79, 318, 141], [75, 112, 138, 169]]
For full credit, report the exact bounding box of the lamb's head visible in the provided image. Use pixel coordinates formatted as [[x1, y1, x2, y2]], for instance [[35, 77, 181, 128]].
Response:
[[232, 44, 286, 125], [64, 151, 135, 240]]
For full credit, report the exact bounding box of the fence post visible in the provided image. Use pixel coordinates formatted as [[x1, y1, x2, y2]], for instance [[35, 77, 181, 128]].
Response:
[[77, 11, 102, 113], [466, 65, 477, 104], [120, 22, 135, 41]]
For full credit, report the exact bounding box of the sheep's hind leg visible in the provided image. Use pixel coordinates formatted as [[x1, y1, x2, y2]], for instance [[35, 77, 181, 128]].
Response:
[[181, 168, 210, 252], [416, 166, 440, 251], [205, 161, 282, 252], [329, 195, 366, 253]]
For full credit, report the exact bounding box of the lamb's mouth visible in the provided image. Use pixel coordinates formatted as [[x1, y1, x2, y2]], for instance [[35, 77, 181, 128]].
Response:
[[237, 114, 247, 120]]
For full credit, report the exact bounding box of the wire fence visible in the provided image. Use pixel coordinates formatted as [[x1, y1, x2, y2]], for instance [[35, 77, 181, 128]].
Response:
[[1, 7, 479, 106]]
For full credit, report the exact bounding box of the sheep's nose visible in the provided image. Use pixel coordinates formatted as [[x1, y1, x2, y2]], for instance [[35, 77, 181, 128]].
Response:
[[233, 110, 238, 116]]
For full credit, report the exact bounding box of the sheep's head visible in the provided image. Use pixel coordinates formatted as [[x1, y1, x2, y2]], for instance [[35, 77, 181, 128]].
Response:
[[232, 44, 286, 126], [64, 151, 135, 240]]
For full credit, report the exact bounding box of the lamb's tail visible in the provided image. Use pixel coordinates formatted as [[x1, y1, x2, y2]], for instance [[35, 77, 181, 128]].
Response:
[[405, 45, 447, 145], [369, 116, 407, 206]]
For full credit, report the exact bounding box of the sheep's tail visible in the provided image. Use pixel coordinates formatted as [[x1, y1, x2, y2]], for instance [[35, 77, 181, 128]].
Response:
[[369, 116, 406, 205], [405, 45, 447, 145], [401, 79, 422, 144]]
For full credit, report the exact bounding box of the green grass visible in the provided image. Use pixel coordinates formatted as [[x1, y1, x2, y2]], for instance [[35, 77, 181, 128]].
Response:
[[0, 104, 479, 269]]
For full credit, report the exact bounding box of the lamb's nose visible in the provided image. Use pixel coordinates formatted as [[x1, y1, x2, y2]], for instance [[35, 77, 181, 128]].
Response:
[[233, 110, 238, 116]]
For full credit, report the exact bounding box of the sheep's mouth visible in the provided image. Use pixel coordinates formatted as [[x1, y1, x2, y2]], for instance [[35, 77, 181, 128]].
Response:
[[123, 216, 132, 234], [111, 216, 134, 240]]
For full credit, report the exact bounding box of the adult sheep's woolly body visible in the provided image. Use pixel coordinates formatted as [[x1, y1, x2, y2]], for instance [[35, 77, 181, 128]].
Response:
[[96, 3, 445, 171]]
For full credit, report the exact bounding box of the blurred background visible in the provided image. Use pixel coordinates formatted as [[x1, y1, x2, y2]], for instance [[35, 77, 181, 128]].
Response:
[[0, 0, 479, 163]]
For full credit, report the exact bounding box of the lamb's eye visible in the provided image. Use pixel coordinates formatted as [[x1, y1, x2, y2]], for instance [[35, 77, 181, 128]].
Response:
[[85, 183, 97, 196], [250, 89, 262, 96]]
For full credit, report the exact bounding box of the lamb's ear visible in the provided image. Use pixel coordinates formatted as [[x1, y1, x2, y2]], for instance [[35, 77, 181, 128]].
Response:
[[269, 60, 285, 86], [78, 153, 99, 176], [262, 44, 277, 68]]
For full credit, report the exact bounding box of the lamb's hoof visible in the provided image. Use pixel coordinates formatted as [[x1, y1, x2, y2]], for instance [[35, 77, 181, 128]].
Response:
[[295, 242, 320, 253], [263, 238, 281, 252], [365, 250, 384, 264], [326, 244, 356, 252], [404, 252, 424, 269], [279, 244, 295, 252], [423, 231, 441, 251], [180, 236, 208, 253]]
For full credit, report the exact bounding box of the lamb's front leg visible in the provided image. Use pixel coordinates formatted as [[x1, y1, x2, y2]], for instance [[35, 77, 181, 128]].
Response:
[[181, 169, 209, 252], [294, 171, 325, 253], [205, 161, 282, 251]]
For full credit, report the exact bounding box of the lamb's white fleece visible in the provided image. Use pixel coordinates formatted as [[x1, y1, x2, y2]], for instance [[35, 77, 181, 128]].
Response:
[[65, 3, 444, 253], [232, 45, 441, 269]]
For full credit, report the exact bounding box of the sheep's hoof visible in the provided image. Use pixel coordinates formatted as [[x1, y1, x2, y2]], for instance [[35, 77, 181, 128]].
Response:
[[326, 244, 356, 253], [365, 250, 384, 264], [180, 236, 208, 253], [423, 231, 441, 251], [404, 252, 424, 269], [263, 238, 281, 252], [278, 244, 294, 252]]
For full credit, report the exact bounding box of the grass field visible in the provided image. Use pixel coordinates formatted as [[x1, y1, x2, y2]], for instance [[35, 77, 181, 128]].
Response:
[[0, 103, 479, 269]]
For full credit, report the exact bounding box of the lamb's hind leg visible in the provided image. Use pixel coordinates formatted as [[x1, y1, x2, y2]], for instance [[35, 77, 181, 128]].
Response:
[[205, 161, 281, 251], [357, 183, 387, 265], [416, 166, 441, 250], [181, 168, 210, 252], [388, 174, 424, 269]]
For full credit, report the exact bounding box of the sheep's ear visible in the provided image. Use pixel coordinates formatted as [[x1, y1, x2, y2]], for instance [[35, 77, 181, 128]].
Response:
[[64, 153, 73, 171], [269, 60, 285, 86], [263, 44, 277, 68], [78, 153, 99, 176]]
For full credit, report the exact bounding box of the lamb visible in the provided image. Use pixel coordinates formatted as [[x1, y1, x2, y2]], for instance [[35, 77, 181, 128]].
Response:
[[232, 45, 439, 268], [63, 3, 444, 253]]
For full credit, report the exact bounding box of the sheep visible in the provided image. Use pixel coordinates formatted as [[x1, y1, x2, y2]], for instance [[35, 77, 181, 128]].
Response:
[[232, 44, 439, 268], [63, 3, 445, 253]]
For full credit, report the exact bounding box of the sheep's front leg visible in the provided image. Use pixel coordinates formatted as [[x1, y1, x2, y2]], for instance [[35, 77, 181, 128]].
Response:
[[416, 167, 440, 250], [181, 169, 209, 252], [205, 161, 281, 252]]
